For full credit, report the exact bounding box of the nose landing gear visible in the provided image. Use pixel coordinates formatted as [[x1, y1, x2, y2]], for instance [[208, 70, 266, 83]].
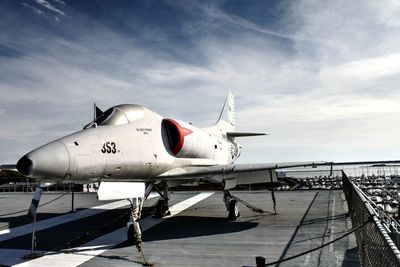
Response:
[[126, 182, 154, 249], [127, 197, 143, 249], [126, 181, 172, 249]]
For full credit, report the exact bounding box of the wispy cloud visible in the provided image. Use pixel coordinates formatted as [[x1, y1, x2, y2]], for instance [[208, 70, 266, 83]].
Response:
[[36, 0, 65, 16], [321, 53, 400, 81], [22, 3, 44, 16], [53, 0, 65, 5]]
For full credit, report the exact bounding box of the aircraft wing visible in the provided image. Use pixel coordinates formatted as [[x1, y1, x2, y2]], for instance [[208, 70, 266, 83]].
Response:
[[159, 161, 330, 178], [158, 160, 400, 189], [159, 159, 400, 179], [157, 161, 331, 189]]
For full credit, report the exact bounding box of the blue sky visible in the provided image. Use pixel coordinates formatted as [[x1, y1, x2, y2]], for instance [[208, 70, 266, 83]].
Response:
[[1, 0, 400, 164]]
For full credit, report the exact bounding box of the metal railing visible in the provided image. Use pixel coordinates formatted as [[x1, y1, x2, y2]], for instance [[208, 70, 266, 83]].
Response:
[[342, 171, 400, 266], [354, 185, 400, 249]]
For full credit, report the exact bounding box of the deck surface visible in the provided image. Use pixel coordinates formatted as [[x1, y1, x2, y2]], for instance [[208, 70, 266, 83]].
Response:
[[0, 190, 359, 267]]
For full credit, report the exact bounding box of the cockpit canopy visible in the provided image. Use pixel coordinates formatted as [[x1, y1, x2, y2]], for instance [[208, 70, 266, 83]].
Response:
[[89, 104, 145, 127]]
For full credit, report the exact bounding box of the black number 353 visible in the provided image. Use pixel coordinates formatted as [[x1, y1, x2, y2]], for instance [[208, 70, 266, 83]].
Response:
[[101, 142, 116, 154]]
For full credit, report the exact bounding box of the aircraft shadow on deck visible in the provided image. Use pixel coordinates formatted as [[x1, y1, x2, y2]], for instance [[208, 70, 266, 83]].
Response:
[[0, 207, 131, 251], [1, 205, 259, 251], [142, 216, 258, 242], [0, 208, 88, 229]]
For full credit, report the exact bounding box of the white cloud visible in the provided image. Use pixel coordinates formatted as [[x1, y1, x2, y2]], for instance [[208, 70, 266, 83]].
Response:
[[321, 53, 400, 81], [22, 3, 44, 16], [53, 0, 66, 5], [368, 0, 400, 27], [36, 0, 65, 16]]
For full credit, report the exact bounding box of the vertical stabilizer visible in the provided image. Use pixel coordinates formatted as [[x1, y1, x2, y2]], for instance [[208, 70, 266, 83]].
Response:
[[215, 92, 235, 133], [206, 92, 266, 138]]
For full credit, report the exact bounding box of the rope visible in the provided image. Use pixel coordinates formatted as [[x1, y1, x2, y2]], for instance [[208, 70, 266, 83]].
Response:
[[262, 216, 372, 266], [62, 250, 152, 266], [232, 196, 272, 214], [0, 192, 69, 217]]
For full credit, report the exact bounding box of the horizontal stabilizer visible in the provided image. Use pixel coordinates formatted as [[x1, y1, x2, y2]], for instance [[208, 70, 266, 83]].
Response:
[[227, 132, 267, 138], [97, 182, 145, 201]]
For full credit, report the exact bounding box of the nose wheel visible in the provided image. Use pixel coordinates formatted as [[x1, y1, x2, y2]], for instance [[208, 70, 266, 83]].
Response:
[[127, 197, 145, 249], [127, 220, 142, 247], [126, 182, 172, 250]]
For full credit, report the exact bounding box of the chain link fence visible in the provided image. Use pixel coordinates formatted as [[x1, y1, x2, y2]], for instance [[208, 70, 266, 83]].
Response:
[[342, 171, 400, 267]]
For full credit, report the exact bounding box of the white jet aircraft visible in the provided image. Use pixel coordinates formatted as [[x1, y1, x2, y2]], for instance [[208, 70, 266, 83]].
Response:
[[2, 92, 328, 246]]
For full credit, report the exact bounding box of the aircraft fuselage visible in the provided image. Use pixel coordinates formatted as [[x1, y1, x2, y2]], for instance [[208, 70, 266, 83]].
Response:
[[17, 104, 239, 183]]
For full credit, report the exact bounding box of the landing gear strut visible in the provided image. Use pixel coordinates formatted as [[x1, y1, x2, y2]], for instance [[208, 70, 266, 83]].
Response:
[[126, 182, 172, 248], [224, 190, 240, 220], [127, 197, 143, 249], [153, 182, 171, 218], [126, 182, 154, 249], [223, 189, 276, 219]]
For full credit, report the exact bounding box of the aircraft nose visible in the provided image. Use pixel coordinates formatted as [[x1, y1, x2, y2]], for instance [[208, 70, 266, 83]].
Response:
[[17, 141, 70, 178]]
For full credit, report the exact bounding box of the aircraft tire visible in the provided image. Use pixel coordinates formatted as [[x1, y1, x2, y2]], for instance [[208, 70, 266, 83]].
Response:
[[127, 222, 142, 246], [127, 224, 136, 245], [154, 200, 169, 218], [228, 199, 240, 220]]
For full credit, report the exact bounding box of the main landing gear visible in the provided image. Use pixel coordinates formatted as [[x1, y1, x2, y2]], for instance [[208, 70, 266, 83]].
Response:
[[224, 190, 240, 220], [153, 182, 171, 218], [223, 189, 276, 220]]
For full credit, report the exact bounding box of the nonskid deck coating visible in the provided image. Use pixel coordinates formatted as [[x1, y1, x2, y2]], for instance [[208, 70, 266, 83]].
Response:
[[0, 190, 359, 267]]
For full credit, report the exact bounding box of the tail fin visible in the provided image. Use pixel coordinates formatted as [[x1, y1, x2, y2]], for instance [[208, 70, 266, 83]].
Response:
[[215, 92, 235, 132], [204, 92, 266, 138]]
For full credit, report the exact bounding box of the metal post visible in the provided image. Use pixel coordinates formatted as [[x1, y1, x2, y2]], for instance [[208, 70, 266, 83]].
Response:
[[271, 187, 276, 214], [23, 187, 43, 259], [31, 214, 36, 255], [269, 170, 277, 214], [256, 256, 266, 267], [70, 183, 76, 213]]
